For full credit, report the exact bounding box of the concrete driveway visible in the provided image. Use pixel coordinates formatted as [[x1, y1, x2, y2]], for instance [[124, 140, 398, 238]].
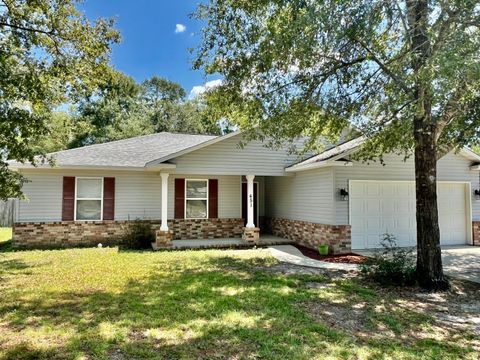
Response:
[[442, 246, 480, 284], [355, 246, 480, 284]]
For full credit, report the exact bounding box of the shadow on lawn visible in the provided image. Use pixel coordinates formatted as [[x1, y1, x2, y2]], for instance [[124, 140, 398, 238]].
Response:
[[0, 240, 13, 253], [0, 259, 32, 283], [0, 255, 476, 359]]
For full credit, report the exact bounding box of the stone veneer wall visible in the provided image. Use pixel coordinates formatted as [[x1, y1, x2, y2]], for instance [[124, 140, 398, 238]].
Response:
[[473, 221, 480, 246], [264, 217, 351, 254], [13, 218, 244, 248]]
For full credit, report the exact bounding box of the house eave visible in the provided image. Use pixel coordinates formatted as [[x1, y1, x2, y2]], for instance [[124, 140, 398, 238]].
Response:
[[285, 160, 353, 173], [12, 163, 177, 172]]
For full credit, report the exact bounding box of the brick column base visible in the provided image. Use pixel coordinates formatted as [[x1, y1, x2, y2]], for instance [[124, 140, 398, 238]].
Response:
[[155, 230, 173, 248], [242, 227, 260, 245], [473, 221, 480, 246]]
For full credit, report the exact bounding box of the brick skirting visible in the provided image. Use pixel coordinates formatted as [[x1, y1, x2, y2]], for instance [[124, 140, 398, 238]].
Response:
[[264, 217, 351, 254], [473, 221, 480, 246], [169, 218, 243, 240], [13, 218, 244, 248]]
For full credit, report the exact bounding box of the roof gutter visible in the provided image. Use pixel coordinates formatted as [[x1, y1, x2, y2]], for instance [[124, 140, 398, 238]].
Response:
[[285, 160, 353, 173], [11, 164, 177, 172]]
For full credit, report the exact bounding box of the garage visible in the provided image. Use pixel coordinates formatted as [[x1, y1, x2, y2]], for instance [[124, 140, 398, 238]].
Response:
[[349, 180, 471, 249]]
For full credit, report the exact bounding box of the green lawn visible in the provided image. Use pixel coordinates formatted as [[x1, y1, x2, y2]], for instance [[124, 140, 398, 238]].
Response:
[[0, 246, 478, 359], [0, 227, 12, 243]]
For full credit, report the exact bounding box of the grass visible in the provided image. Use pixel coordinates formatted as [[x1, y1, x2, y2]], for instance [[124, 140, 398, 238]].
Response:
[[0, 227, 12, 242], [0, 245, 478, 359]]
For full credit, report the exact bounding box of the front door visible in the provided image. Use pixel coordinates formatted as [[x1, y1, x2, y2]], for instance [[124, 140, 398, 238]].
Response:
[[242, 182, 258, 227]]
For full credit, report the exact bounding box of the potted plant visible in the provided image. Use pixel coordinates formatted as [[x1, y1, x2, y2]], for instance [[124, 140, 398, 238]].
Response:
[[318, 244, 329, 256]]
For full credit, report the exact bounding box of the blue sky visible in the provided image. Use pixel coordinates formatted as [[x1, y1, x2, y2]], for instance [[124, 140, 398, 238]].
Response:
[[81, 0, 218, 96]]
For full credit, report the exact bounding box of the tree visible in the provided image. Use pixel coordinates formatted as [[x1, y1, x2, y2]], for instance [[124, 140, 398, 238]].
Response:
[[30, 111, 83, 154], [194, 0, 480, 290], [72, 71, 152, 147], [1, 0, 119, 198], [73, 74, 222, 146], [140, 76, 187, 133]]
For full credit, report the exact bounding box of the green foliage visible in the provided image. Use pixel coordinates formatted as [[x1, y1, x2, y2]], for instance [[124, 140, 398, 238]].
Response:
[[194, 0, 480, 155], [1, 0, 119, 199], [120, 220, 155, 250], [360, 234, 417, 286], [30, 111, 85, 154], [72, 73, 222, 147]]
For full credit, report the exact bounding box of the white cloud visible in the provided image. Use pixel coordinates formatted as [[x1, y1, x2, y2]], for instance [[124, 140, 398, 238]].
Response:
[[189, 79, 223, 97], [175, 23, 186, 33]]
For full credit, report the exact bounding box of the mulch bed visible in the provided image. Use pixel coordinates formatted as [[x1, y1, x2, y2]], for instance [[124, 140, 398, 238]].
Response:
[[294, 245, 368, 264]]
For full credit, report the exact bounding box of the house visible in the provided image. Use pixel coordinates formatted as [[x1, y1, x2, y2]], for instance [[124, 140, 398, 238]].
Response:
[[9, 131, 480, 252]]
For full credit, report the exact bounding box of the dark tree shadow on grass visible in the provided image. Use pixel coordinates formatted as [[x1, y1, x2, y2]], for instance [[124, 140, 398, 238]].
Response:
[[0, 255, 477, 359], [0, 240, 13, 253]]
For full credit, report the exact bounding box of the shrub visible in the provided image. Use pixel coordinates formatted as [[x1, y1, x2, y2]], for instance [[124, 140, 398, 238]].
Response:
[[121, 220, 155, 250], [360, 234, 416, 286]]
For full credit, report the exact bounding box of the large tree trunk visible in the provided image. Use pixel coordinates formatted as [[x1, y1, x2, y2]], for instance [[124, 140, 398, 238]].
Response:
[[413, 120, 450, 290], [409, 0, 449, 291]]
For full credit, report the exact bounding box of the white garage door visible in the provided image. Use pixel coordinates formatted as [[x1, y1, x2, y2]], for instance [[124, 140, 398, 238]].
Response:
[[350, 181, 469, 249]]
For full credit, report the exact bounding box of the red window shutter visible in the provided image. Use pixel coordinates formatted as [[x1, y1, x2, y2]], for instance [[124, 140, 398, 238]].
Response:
[[103, 177, 115, 220], [62, 177, 75, 221], [209, 179, 218, 218], [174, 178, 185, 219]]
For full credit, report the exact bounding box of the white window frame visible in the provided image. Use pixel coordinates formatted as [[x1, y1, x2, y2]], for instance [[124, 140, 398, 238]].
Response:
[[74, 177, 104, 221], [185, 179, 209, 219]]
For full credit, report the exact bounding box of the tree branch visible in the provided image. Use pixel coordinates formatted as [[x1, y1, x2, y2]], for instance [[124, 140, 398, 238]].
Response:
[[351, 36, 413, 96]]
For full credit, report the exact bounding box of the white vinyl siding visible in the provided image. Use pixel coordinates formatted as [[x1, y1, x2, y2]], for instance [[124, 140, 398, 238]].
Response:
[[265, 167, 334, 224], [18, 170, 162, 222], [18, 171, 245, 222], [171, 133, 306, 176], [334, 152, 480, 224]]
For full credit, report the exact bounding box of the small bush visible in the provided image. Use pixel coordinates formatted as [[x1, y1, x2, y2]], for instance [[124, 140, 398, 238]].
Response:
[[121, 220, 155, 250], [360, 234, 416, 286]]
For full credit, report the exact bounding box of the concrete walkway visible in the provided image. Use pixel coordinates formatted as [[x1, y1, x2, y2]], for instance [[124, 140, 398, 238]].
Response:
[[152, 235, 293, 250], [269, 245, 359, 271], [355, 246, 480, 284], [442, 246, 480, 284]]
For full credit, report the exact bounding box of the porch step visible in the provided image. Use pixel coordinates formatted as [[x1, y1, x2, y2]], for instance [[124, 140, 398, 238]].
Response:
[[151, 236, 294, 250]]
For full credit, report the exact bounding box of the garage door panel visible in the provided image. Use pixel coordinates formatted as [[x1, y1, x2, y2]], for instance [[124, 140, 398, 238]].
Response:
[[381, 184, 395, 197], [381, 217, 395, 231], [350, 181, 468, 249], [366, 199, 381, 213], [381, 200, 395, 214], [366, 184, 381, 196], [366, 217, 382, 230], [350, 199, 365, 213]]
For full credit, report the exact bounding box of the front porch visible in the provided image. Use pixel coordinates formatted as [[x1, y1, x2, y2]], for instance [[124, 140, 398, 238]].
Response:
[[152, 234, 293, 250], [152, 173, 352, 254]]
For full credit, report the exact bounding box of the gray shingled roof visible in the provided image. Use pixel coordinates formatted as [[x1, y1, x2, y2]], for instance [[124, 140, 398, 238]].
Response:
[[14, 132, 218, 168]]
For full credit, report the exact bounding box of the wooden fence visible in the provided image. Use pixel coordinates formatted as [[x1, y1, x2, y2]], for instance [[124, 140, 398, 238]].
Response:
[[0, 199, 15, 227]]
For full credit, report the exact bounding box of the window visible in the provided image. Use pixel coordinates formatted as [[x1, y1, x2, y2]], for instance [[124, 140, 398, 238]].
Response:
[[76, 178, 103, 220], [185, 180, 208, 219]]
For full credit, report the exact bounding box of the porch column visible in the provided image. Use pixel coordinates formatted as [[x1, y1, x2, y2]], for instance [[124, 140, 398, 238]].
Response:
[[246, 174, 255, 228], [160, 172, 169, 231]]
